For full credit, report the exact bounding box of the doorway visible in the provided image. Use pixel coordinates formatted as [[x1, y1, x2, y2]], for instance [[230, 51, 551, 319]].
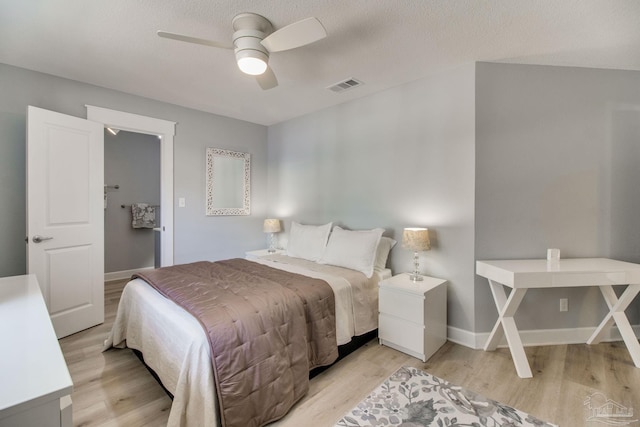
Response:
[[104, 129, 161, 276], [86, 106, 175, 268]]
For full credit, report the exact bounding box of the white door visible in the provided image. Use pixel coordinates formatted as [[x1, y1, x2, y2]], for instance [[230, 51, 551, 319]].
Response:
[[27, 106, 104, 338]]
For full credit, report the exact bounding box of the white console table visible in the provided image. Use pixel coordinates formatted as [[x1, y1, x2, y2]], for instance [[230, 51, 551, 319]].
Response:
[[0, 275, 73, 427], [476, 258, 640, 378]]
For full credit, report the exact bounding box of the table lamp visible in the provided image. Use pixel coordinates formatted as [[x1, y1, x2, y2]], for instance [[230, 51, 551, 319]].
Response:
[[263, 219, 281, 253], [402, 227, 431, 282]]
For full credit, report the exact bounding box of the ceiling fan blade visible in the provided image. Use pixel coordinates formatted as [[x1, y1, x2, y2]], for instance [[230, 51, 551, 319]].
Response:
[[256, 67, 278, 90], [157, 31, 233, 49], [260, 17, 326, 53]]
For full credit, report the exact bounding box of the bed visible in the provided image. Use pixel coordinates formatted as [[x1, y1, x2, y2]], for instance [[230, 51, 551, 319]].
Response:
[[104, 223, 396, 427]]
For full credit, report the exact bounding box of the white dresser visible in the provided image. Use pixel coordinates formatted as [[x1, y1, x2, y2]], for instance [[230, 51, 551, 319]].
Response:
[[378, 273, 447, 362], [0, 275, 73, 427]]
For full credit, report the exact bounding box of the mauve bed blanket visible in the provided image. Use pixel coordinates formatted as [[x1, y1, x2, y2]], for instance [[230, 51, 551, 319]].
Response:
[[133, 258, 338, 427]]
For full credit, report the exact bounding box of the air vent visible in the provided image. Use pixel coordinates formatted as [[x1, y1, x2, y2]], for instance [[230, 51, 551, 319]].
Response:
[[327, 78, 363, 93]]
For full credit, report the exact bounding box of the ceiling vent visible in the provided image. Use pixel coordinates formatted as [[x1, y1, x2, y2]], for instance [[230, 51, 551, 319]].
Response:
[[327, 78, 363, 93]]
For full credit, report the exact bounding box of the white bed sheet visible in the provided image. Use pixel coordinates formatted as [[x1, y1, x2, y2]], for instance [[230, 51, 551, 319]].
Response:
[[104, 258, 390, 427]]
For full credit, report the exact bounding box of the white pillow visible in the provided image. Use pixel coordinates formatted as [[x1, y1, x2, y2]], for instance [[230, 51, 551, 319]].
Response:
[[320, 226, 384, 278], [374, 236, 397, 271], [286, 221, 332, 262]]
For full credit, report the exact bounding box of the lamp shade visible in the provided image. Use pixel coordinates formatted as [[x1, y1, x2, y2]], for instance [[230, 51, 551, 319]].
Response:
[[263, 219, 281, 233], [402, 228, 430, 251]]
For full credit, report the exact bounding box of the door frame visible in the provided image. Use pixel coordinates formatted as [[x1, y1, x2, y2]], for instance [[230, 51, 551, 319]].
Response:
[[86, 105, 175, 267]]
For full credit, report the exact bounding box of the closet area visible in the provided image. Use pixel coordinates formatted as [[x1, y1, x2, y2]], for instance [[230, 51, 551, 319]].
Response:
[[104, 129, 161, 278]]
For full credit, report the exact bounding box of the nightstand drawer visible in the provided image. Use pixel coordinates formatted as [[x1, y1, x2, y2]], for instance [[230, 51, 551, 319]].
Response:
[[379, 313, 424, 353], [379, 287, 424, 323]]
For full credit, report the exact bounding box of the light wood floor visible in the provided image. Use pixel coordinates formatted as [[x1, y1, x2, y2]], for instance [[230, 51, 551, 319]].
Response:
[[59, 280, 640, 427]]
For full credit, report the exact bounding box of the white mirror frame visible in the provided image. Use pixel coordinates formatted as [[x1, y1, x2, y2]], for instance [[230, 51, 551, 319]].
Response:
[[206, 148, 251, 216]]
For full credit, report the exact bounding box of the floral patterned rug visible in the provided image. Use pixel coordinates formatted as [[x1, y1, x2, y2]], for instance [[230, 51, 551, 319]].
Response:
[[334, 366, 557, 427]]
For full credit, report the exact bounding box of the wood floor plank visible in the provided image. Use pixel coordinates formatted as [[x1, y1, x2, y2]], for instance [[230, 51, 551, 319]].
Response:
[[59, 280, 640, 427]]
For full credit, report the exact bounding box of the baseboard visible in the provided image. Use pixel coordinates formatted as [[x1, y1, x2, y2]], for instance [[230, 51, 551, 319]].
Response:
[[447, 326, 480, 349], [104, 266, 154, 282], [447, 324, 640, 350]]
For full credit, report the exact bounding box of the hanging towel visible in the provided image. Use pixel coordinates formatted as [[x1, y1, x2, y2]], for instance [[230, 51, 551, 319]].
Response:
[[131, 203, 157, 228]]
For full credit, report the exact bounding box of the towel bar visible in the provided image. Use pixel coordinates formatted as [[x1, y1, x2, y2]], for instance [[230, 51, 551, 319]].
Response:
[[121, 204, 160, 208]]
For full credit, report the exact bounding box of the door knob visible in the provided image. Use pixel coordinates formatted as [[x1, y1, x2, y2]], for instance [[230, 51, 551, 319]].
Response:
[[32, 235, 53, 243]]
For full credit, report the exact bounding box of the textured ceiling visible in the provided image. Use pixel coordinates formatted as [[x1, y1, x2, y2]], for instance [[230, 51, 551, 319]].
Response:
[[1, 0, 639, 125]]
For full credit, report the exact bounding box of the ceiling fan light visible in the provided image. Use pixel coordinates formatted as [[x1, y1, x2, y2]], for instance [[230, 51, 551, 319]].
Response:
[[238, 57, 267, 75], [236, 50, 268, 75]]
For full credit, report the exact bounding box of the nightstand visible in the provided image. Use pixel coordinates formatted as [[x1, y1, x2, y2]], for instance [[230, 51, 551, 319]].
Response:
[[245, 249, 284, 260], [378, 273, 447, 362]]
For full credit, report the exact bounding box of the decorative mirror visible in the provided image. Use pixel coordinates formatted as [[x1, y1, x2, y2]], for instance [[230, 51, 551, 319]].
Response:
[[206, 148, 251, 215]]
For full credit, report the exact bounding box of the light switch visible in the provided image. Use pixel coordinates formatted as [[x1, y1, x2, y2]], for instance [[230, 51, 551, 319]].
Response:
[[178, 197, 186, 208]]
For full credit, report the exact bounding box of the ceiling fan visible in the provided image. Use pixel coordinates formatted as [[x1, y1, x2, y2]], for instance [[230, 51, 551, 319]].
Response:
[[157, 13, 327, 90]]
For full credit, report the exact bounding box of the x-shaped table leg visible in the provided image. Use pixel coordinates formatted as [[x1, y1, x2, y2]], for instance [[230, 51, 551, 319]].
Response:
[[587, 284, 640, 367], [484, 280, 532, 378]]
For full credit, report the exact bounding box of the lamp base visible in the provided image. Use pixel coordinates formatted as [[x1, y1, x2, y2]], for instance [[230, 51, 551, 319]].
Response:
[[408, 273, 423, 282], [267, 232, 277, 253]]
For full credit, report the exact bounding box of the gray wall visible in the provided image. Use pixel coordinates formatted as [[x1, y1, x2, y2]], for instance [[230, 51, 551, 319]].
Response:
[[269, 61, 640, 336], [268, 64, 477, 331], [4, 60, 640, 338], [0, 63, 268, 278], [104, 130, 160, 272], [475, 62, 640, 332]]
